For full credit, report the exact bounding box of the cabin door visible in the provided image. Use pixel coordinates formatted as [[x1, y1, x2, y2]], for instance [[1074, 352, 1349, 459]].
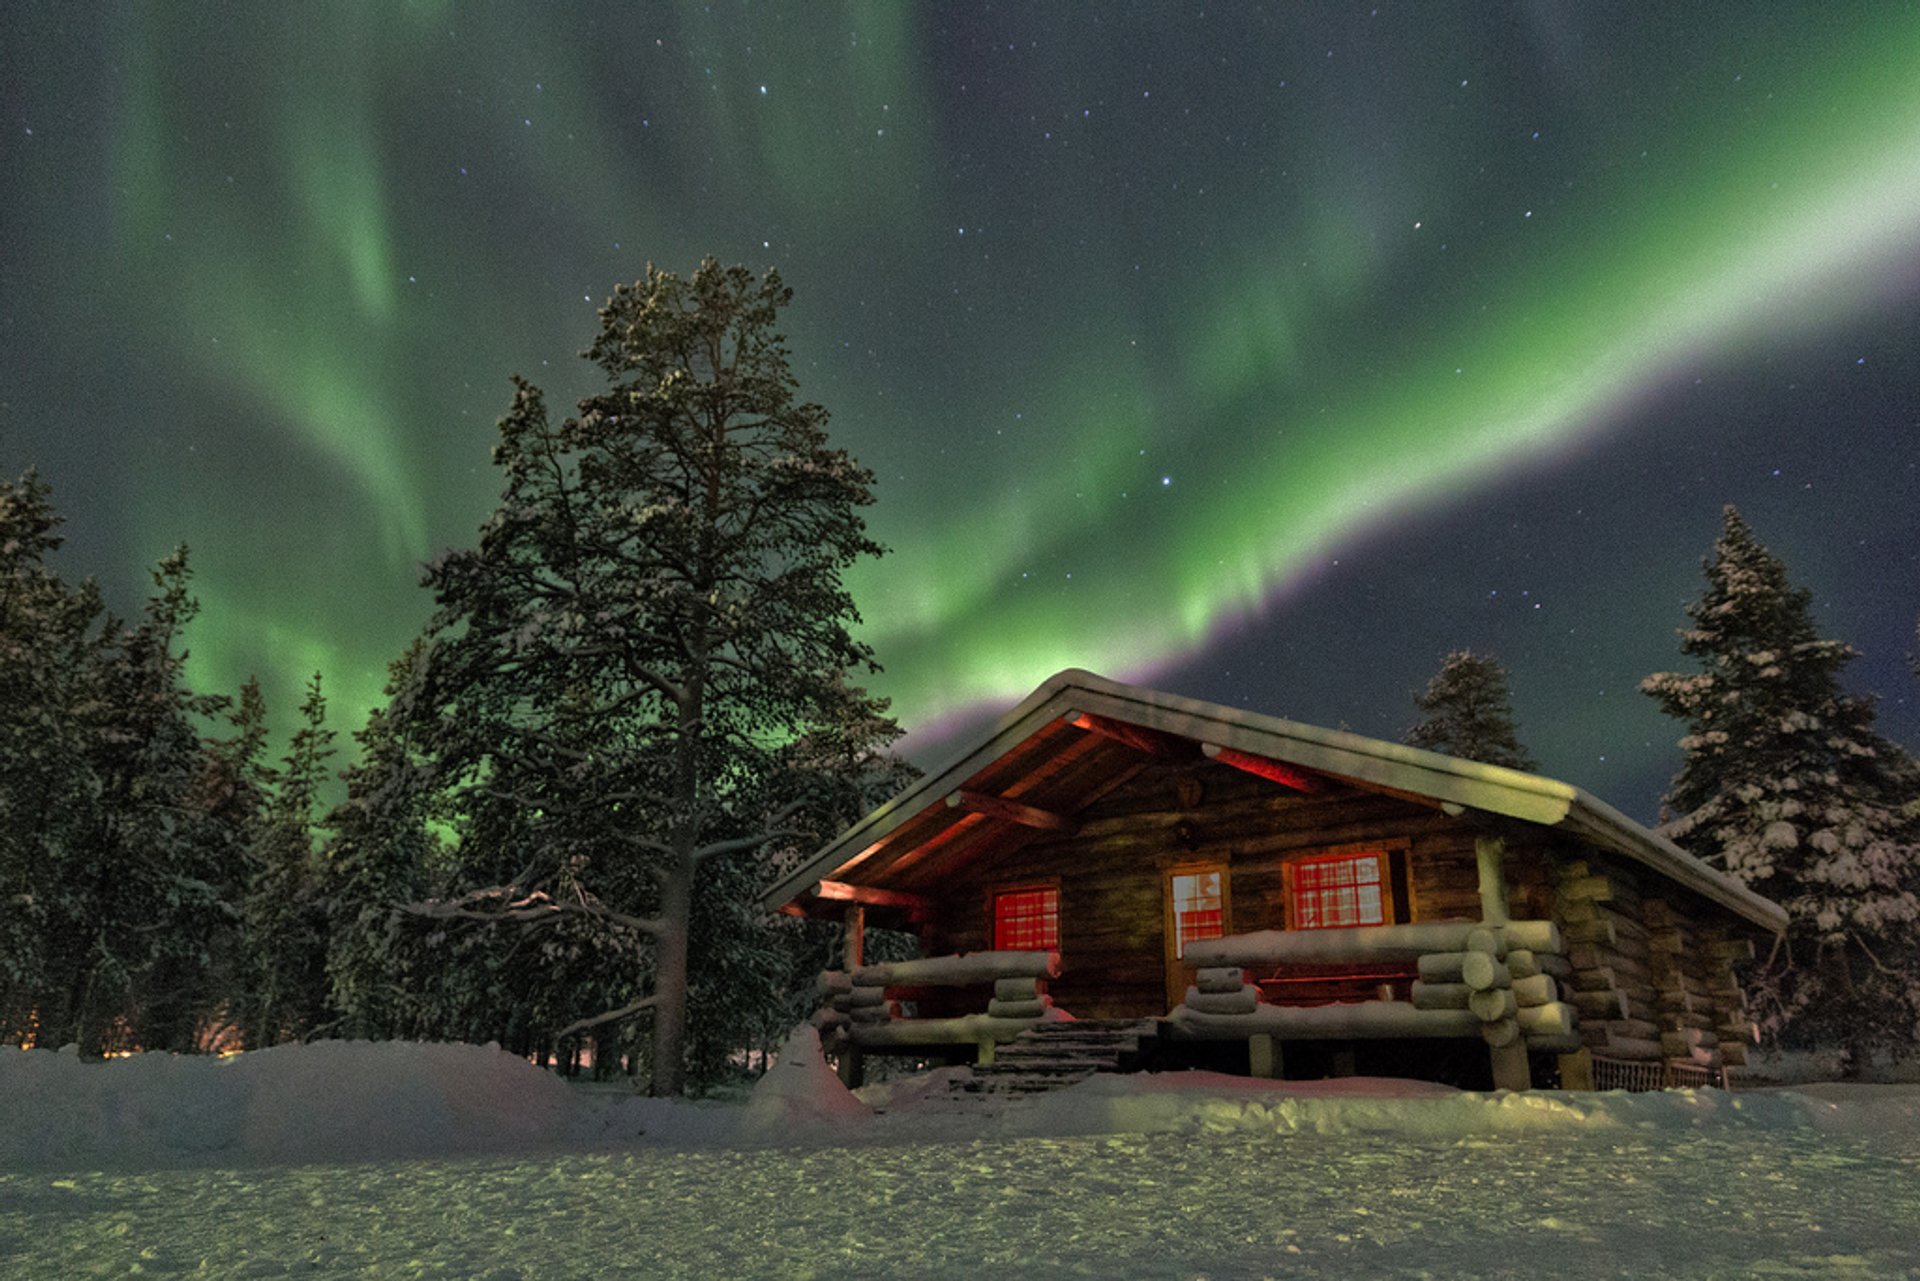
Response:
[[1163, 864, 1229, 1010]]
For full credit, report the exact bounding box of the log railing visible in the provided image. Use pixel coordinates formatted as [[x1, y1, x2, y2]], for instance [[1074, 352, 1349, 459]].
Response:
[[813, 950, 1061, 1062], [1170, 918, 1581, 1086]]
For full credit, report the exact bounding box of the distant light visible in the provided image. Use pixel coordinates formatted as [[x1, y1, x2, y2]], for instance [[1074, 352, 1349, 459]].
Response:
[[759, 85, 768, 95]]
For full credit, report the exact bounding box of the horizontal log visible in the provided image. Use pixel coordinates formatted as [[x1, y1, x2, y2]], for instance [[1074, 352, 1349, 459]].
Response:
[[1465, 927, 1507, 959], [986, 997, 1051, 1019], [1709, 937, 1757, 962], [1569, 988, 1628, 1020], [1517, 1002, 1576, 1040], [1182, 985, 1262, 1015], [1558, 875, 1615, 904], [852, 950, 1060, 986], [816, 970, 853, 995], [808, 1008, 848, 1030], [1603, 1034, 1664, 1060], [1412, 982, 1471, 1010], [1168, 1000, 1480, 1042], [1418, 952, 1469, 982], [1719, 1042, 1748, 1067], [1661, 1028, 1707, 1058], [1561, 918, 1618, 947], [1184, 920, 1560, 967], [1512, 973, 1560, 1008], [1469, 988, 1517, 1022], [1608, 1017, 1660, 1041], [1196, 967, 1247, 994], [1504, 949, 1571, 981], [847, 986, 890, 1008], [994, 976, 1040, 1001], [1523, 1031, 1585, 1055], [850, 1003, 900, 1024]]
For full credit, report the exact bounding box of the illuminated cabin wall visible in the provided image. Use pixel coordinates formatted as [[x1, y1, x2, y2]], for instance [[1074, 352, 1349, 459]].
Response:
[[911, 758, 1562, 1020]]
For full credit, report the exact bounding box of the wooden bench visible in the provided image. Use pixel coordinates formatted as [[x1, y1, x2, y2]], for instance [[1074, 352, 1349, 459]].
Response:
[[1253, 961, 1418, 1007]]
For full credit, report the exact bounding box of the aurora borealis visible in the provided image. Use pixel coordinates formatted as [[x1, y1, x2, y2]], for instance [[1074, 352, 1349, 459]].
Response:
[[5, 3, 1918, 820]]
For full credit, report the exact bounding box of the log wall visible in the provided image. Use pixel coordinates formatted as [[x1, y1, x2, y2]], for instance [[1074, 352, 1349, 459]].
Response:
[[920, 762, 1531, 1019], [1547, 853, 1761, 1065]]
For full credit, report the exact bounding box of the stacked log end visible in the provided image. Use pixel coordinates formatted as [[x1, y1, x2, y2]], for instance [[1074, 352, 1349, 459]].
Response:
[[986, 974, 1055, 1019], [1554, 859, 1652, 1059]]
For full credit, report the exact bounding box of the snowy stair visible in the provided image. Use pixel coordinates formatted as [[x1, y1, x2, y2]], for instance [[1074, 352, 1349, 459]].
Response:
[[950, 1019, 1160, 1097]]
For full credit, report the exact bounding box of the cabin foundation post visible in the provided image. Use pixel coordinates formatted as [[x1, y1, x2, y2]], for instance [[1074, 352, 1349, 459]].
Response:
[[838, 906, 867, 1088], [1490, 1038, 1532, 1091], [976, 1038, 995, 1067], [1249, 1033, 1280, 1079], [1557, 1047, 1595, 1091]]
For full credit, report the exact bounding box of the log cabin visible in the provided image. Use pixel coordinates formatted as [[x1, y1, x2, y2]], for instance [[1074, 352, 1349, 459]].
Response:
[[764, 670, 1787, 1092]]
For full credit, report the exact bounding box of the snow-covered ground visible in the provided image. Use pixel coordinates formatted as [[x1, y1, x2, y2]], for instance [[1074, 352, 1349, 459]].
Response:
[[4, 1032, 1919, 1277]]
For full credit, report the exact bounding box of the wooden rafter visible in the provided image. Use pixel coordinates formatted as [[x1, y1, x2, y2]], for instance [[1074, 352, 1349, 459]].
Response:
[[1064, 709, 1197, 758], [1201, 742, 1326, 793], [945, 788, 1078, 832], [812, 879, 932, 920]]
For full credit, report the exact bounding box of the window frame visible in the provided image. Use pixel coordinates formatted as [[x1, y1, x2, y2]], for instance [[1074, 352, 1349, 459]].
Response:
[[988, 880, 1062, 953], [1279, 842, 1406, 931]]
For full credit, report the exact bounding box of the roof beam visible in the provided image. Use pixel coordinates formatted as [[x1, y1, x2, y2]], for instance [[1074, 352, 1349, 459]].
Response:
[[1064, 709, 1197, 758], [811, 879, 933, 920], [945, 788, 1078, 832], [1201, 742, 1326, 793]]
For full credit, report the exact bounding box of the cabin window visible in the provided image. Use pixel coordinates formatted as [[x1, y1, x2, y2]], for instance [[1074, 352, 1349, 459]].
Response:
[[992, 885, 1059, 951], [1288, 851, 1387, 929], [1170, 869, 1225, 958]]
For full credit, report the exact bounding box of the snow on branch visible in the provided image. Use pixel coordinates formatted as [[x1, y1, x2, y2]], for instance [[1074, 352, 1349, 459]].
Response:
[[555, 994, 660, 1041], [403, 886, 666, 939]]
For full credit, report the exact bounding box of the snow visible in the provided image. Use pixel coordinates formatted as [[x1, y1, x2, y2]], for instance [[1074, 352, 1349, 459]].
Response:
[[4, 1038, 1920, 1276]]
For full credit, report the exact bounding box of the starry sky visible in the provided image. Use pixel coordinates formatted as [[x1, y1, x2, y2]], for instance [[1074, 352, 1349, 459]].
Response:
[[4, 2, 1918, 824]]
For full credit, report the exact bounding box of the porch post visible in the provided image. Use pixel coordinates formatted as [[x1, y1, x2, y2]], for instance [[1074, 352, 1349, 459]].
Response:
[[1475, 835, 1511, 926], [838, 905, 866, 1088]]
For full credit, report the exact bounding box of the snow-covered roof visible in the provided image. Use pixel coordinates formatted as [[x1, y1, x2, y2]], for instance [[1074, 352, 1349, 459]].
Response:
[[764, 669, 1788, 934]]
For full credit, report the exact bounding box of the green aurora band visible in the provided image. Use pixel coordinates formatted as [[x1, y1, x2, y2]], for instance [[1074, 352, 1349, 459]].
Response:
[[25, 4, 1917, 758]]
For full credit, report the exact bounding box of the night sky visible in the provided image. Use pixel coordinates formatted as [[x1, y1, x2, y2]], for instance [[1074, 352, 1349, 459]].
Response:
[[5, 3, 1918, 824]]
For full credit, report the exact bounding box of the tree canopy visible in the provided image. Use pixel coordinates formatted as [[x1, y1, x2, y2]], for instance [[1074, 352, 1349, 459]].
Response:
[[1403, 649, 1537, 772], [1643, 507, 1920, 1071], [398, 260, 897, 1094]]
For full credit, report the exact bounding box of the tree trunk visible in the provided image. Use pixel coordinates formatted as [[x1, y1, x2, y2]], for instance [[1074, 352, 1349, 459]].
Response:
[[649, 866, 694, 1096]]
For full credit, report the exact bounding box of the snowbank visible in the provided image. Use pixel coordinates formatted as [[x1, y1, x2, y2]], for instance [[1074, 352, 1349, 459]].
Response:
[[6, 1038, 1918, 1174], [0, 1041, 573, 1171], [734, 1024, 870, 1141]]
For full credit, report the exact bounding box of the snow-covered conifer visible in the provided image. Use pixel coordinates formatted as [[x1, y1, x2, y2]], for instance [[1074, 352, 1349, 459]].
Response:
[[400, 261, 895, 1094], [1643, 507, 1920, 1072], [1404, 650, 1537, 771]]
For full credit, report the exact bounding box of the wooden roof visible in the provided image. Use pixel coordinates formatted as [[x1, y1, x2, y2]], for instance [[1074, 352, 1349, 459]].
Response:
[[763, 669, 1788, 934]]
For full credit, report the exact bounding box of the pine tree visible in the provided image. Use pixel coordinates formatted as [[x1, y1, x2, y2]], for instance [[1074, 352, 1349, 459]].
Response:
[[66, 549, 238, 1055], [320, 647, 440, 1041], [401, 260, 894, 1094], [0, 471, 102, 1044], [1643, 507, 1920, 1073], [240, 672, 335, 1046], [1404, 650, 1537, 771]]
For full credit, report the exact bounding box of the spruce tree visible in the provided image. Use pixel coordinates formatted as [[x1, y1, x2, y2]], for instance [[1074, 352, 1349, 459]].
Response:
[[1404, 650, 1537, 771], [1643, 507, 1920, 1073], [0, 471, 102, 1044], [240, 672, 335, 1046], [401, 260, 894, 1094]]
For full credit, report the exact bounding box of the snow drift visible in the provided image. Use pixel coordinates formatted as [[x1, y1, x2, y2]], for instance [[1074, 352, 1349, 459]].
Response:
[[5, 1036, 1919, 1174]]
